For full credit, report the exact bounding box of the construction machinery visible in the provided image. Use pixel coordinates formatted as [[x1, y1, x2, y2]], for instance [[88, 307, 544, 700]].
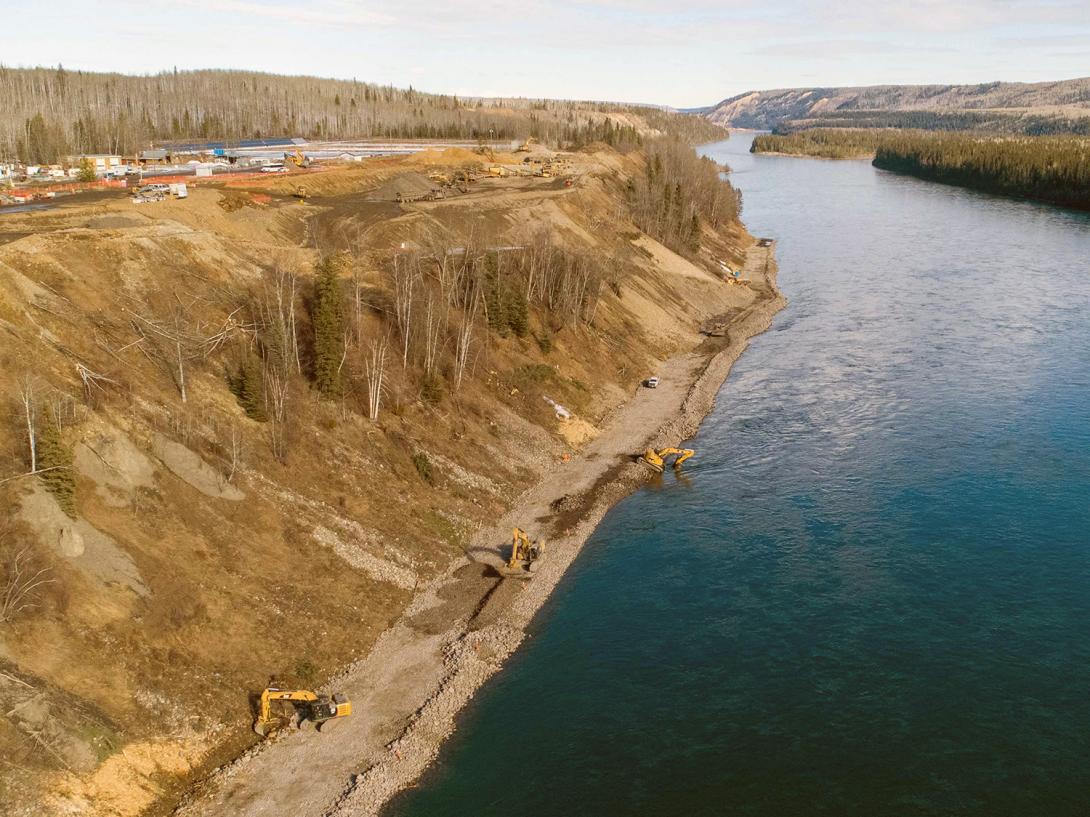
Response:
[[253, 687, 352, 737], [505, 527, 544, 575], [640, 447, 695, 473], [286, 148, 310, 168]]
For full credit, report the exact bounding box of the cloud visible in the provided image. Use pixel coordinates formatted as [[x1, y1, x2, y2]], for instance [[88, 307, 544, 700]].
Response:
[[168, 0, 395, 28], [813, 0, 1090, 33], [749, 39, 956, 58]]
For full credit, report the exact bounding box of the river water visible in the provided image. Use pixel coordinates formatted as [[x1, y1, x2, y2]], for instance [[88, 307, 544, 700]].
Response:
[[386, 134, 1090, 816]]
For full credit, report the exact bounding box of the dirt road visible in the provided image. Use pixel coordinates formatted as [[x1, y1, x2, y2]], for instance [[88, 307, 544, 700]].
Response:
[[176, 243, 784, 817]]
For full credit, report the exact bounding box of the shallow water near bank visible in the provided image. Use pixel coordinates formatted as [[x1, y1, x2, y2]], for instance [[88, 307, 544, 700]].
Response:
[[385, 134, 1090, 816]]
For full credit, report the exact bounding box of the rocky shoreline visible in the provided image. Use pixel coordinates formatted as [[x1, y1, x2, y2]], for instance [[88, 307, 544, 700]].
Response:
[[323, 243, 786, 816]]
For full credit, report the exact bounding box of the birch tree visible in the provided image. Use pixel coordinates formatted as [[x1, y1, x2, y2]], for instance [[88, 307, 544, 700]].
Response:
[[364, 336, 389, 422]]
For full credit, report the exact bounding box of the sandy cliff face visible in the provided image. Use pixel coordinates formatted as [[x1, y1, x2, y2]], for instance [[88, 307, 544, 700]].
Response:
[[0, 145, 757, 815]]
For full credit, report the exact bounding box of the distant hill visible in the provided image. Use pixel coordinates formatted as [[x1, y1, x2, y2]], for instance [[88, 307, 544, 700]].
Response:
[[704, 78, 1090, 135]]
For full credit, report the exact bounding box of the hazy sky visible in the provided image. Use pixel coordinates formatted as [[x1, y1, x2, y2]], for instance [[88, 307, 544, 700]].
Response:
[[3, 0, 1089, 107]]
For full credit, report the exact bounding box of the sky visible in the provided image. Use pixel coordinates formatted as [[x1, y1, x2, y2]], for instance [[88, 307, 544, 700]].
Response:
[[2, 0, 1089, 107]]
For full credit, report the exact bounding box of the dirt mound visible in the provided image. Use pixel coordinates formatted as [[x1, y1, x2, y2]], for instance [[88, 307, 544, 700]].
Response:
[[86, 214, 149, 230], [368, 172, 441, 202]]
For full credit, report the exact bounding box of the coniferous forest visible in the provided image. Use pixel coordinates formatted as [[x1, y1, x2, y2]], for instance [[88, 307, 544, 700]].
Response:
[[873, 133, 1090, 211], [753, 128, 1090, 210], [0, 66, 725, 162], [751, 129, 882, 159]]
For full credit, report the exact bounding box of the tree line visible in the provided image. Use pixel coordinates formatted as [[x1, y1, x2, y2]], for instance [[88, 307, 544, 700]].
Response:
[[776, 109, 1090, 137], [220, 227, 615, 460], [751, 129, 882, 159], [628, 137, 740, 256], [873, 132, 1090, 211], [1, 66, 725, 163], [753, 128, 1090, 210]]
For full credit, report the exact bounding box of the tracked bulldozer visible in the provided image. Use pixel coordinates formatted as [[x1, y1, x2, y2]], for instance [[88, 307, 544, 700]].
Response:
[[640, 447, 695, 473], [253, 687, 352, 737]]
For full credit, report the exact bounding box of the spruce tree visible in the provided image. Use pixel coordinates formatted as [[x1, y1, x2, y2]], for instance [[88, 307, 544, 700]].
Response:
[[483, 258, 507, 336], [238, 357, 267, 421], [507, 289, 529, 338], [38, 422, 76, 518], [311, 259, 344, 398]]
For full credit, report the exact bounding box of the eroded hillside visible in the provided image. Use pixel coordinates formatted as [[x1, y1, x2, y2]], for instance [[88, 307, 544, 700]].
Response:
[[706, 78, 1090, 134], [0, 142, 758, 815]]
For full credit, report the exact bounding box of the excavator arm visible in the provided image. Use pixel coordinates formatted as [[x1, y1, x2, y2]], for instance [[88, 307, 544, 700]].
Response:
[[254, 687, 350, 736], [506, 527, 544, 574], [640, 447, 695, 472]]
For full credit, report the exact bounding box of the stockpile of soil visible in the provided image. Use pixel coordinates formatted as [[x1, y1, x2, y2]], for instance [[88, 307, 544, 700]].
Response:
[[367, 173, 441, 202]]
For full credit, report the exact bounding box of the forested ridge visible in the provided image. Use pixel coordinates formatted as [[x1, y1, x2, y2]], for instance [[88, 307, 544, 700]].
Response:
[[873, 133, 1090, 210], [784, 109, 1090, 136], [705, 77, 1090, 133], [0, 65, 725, 162]]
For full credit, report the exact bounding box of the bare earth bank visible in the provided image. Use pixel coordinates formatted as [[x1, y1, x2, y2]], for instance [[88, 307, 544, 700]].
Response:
[[176, 242, 786, 817]]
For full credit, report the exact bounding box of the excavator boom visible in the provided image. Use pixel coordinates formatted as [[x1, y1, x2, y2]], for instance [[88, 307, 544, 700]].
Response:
[[254, 687, 352, 736], [505, 527, 544, 575], [640, 447, 695, 472]]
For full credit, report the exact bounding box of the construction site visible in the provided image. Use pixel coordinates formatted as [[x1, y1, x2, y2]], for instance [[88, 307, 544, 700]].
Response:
[[0, 131, 782, 817]]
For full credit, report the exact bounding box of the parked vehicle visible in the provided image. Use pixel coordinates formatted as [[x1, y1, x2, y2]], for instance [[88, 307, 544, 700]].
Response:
[[645, 376, 660, 388]]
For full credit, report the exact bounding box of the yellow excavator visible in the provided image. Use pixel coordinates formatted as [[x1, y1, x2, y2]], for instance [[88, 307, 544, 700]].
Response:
[[286, 148, 310, 168], [640, 447, 695, 473], [505, 526, 544, 575], [253, 687, 352, 737]]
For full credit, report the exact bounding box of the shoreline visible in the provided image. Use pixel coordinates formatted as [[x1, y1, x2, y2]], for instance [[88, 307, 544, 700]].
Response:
[[750, 149, 875, 160], [326, 243, 786, 816], [176, 242, 786, 817]]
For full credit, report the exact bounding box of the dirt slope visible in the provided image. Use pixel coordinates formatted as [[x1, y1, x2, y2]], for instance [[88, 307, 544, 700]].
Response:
[[0, 145, 755, 816]]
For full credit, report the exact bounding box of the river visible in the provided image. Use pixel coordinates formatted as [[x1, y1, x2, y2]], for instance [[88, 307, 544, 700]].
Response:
[[385, 134, 1090, 816]]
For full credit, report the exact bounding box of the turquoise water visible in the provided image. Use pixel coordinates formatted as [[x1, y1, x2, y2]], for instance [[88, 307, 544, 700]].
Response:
[[386, 135, 1090, 816]]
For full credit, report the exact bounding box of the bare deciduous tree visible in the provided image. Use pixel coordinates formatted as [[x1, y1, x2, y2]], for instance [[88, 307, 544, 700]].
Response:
[[421, 288, 447, 378], [18, 374, 36, 473], [225, 422, 243, 482], [128, 293, 247, 404], [364, 335, 389, 422], [453, 284, 481, 393], [390, 253, 419, 368], [1, 541, 53, 624]]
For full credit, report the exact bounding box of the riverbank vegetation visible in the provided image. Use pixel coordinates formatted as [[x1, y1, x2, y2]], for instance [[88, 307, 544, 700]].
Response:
[[873, 133, 1090, 210], [630, 137, 741, 255], [790, 109, 1090, 137], [751, 129, 882, 158], [1, 66, 725, 162], [753, 128, 1090, 210]]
